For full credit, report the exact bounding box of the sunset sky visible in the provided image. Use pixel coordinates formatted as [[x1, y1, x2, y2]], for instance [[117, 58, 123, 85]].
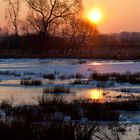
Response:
[[83, 0, 140, 33], [0, 0, 140, 33]]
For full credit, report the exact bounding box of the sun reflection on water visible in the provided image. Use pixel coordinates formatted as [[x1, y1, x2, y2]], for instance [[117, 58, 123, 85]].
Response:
[[88, 89, 105, 102]]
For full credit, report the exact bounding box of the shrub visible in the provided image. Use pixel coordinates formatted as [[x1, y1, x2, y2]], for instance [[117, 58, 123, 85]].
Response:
[[43, 86, 71, 93], [20, 80, 42, 86], [0, 99, 13, 108], [72, 80, 89, 85], [42, 73, 55, 80]]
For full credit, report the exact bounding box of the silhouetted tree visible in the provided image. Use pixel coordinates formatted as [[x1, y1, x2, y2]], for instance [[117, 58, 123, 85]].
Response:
[[4, 0, 20, 36], [62, 12, 98, 53], [26, 0, 80, 37]]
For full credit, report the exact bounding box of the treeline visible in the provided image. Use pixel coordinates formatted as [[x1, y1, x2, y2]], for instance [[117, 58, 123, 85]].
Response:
[[0, 0, 140, 59], [0, 32, 140, 59]]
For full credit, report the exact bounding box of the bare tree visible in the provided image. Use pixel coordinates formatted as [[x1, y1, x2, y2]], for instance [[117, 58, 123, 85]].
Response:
[[4, 0, 20, 36], [25, 0, 80, 37], [62, 13, 98, 53], [70, 17, 98, 46]]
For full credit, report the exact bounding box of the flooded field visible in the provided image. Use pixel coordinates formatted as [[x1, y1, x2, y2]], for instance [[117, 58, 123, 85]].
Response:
[[0, 59, 139, 105], [0, 58, 139, 135]]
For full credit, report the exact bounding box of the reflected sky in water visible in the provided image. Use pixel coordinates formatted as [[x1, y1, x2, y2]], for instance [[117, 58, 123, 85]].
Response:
[[0, 59, 139, 104], [88, 89, 104, 101], [0, 84, 139, 105], [0, 59, 140, 74]]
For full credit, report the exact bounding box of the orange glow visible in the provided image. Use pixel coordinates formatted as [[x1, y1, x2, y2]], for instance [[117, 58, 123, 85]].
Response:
[[86, 9, 103, 24], [88, 89, 104, 102]]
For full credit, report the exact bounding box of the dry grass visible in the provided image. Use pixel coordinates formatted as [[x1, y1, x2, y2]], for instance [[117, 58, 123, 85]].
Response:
[[20, 80, 42, 86], [43, 86, 71, 93]]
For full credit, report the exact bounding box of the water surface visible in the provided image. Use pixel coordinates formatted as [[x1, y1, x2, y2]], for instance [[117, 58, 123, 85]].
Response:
[[0, 59, 139, 104]]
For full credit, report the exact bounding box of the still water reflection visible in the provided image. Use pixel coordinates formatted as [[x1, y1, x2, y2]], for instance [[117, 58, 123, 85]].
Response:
[[0, 84, 139, 105], [0, 59, 139, 104], [88, 89, 104, 101]]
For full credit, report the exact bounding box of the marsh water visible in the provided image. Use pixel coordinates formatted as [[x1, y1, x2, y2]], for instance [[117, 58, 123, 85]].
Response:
[[0, 59, 139, 105]]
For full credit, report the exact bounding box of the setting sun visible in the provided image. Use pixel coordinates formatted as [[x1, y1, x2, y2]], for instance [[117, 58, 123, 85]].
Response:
[[87, 9, 102, 24]]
